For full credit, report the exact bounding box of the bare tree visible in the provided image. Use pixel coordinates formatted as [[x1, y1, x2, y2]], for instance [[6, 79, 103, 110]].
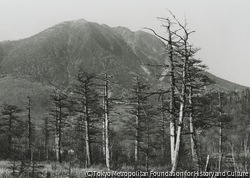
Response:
[[170, 13, 196, 172], [103, 72, 110, 170], [145, 17, 178, 166]]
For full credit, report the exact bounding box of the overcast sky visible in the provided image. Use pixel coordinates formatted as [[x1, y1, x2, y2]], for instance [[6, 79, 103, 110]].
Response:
[[1, 0, 250, 87]]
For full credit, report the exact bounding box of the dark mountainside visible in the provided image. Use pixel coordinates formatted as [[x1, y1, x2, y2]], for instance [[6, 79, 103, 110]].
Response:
[[0, 19, 248, 121], [0, 19, 162, 86]]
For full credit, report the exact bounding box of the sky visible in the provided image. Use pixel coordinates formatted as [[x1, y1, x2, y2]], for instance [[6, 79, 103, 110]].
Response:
[[1, 0, 250, 87]]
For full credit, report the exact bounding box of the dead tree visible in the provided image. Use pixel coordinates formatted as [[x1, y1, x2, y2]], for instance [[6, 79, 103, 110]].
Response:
[[145, 17, 178, 166], [103, 72, 110, 170], [170, 14, 196, 172]]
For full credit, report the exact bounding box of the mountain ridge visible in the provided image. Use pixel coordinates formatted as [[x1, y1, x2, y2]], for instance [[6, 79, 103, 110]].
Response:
[[0, 19, 165, 87], [0, 19, 248, 116]]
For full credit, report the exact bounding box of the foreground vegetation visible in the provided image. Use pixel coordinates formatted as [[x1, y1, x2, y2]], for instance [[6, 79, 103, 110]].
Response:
[[0, 160, 101, 178], [0, 161, 174, 178]]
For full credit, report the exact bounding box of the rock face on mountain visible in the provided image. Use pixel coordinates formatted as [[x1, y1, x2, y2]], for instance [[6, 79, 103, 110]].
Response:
[[0, 19, 247, 119]]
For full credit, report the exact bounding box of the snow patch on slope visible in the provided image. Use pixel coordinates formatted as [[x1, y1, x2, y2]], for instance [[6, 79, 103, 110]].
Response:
[[159, 68, 170, 81], [141, 65, 151, 75]]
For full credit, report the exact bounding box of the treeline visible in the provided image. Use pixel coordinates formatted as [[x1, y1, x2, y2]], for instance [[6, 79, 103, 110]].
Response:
[[1, 12, 250, 175]]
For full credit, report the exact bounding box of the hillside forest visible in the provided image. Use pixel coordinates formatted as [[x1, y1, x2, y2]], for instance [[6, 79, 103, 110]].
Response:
[[0, 13, 250, 177]]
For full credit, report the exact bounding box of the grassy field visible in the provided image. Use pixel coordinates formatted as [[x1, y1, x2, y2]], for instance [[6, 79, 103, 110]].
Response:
[[0, 160, 175, 178], [0, 161, 12, 178], [0, 160, 107, 178]]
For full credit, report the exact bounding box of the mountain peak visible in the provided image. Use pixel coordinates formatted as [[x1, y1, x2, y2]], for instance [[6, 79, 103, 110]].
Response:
[[0, 19, 247, 93], [71, 18, 88, 24], [113, 26, 134, 35], [56, 18, 88, 26]]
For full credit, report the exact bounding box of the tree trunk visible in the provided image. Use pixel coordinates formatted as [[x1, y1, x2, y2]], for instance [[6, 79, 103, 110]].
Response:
[[189, 87, 199, 170], [170, 121, 175, 165], [8, 113, 12, 158], [84, 82, 93, 168], [55, 132, 59, 162], [58, 96, 62, 163], [146, 116, 150, 172], [171, 36, 188, 172], [205, 155, 210, 171], [167, 21, 176, 166], [244, 134, 248, 172], [218, 92, 222, 172], [135, 114, 139, 170], [230, 143, 237, 172], [102, 75, 106, 160], [54, 93, 63, 163], [171, 101, 185, 172], [44, 117, 49, 161], [160, 94, 165, 162], [28, 96, 32, 161], [105, 113, 110, 170], [218, 121, 222, 171], [85, 104, 92, 167], [104, 73, 110, 170], [58, 122, 62, 163], [135, 78, 140, 171], [102, 115, 106, 160]]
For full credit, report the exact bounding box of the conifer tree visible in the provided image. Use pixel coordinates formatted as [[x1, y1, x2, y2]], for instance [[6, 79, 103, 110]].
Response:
[[71, 70, 102, 168], [27, 96, 34, 162], [42, 117, 50, 161], [50, 90, 70, 163], [124, 77, 150, 170], [0, 104, 23, 159]]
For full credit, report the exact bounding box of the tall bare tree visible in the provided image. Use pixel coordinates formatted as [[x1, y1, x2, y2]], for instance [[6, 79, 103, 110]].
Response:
[[170, 15, 197, 172], [103, 72, 110, 170], [146, 11, 210, 171], [145, 17, 178, 166]]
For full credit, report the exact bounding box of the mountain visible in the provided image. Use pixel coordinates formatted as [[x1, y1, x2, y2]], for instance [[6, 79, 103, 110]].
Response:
[[0, 19, 164, 87], [0, 19, 248, 120], [205, 72, 248, 92]]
